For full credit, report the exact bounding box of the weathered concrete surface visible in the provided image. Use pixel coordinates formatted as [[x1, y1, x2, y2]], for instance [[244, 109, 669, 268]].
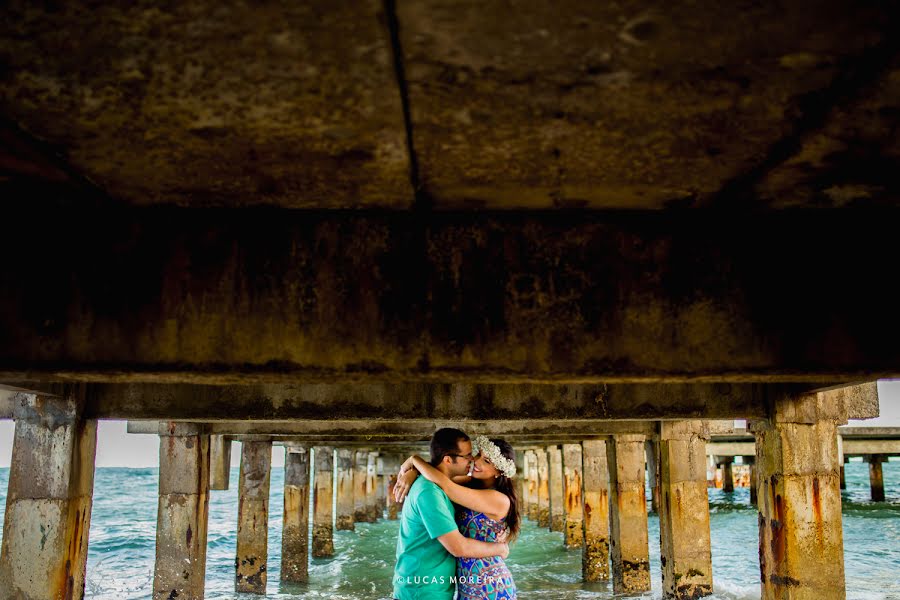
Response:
[[582, 440, 610, 582], [312, 447, 334, 557], [752, 393, 845, 600], [608, 434, 651, 594], [1, 213, 899, 385], [127, 417, 658, 437], [525, 451, 539, 521], [96, 383, 796, 420], [562, 443, 584, 548], [536, 449, 551, 527], [353, 450, 370, 523], [396, 2, 900, 210], [366, 451, 379, 521], [335, 448, 355, 531], [658, 422, 713, 599], [281, 448, 310, 583], [153, 423, 210, 600], [210, 434, 232, 491], [548, 445, 565, 532], [235, 440, 271, 594], [0, 1, 410, 209], [866, 455, 887, 501], [0, 391, 96, 600]]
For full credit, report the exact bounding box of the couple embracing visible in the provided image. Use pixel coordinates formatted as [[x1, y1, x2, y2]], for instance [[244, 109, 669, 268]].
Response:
[[392, 428, 519, 600]]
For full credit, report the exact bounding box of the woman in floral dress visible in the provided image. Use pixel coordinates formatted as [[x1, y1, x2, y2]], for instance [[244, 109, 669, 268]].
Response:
[[397, 436, 520, 599]]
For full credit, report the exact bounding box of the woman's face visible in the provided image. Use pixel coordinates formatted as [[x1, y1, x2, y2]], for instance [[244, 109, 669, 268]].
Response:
[[470, 452, 501, 480]]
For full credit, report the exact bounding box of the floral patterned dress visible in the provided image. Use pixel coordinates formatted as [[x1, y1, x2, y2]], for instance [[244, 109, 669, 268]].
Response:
[[455, 506, 517, 599]]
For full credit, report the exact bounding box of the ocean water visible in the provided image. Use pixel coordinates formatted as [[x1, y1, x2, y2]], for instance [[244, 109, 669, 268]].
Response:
[[0, 460, 897, 599]]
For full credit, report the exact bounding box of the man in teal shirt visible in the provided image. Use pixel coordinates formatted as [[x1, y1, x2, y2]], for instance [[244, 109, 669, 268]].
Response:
[[392, 428, 509, 599]]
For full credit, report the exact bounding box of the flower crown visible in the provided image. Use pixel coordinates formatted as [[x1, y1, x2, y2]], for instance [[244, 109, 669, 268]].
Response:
[[471, 435, 516, 478]]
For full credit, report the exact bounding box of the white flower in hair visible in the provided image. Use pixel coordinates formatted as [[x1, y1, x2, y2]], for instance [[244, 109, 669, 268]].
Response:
[[472, 435, 516, 478]]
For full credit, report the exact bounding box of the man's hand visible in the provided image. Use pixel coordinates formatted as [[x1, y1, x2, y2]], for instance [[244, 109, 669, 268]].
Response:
[[393, 469, 418, 503]]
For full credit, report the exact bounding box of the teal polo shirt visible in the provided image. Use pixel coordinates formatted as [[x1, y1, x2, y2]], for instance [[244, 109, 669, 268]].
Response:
[[392, 478, 459, 599]]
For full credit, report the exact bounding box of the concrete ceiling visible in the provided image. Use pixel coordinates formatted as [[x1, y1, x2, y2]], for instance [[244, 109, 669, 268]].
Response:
[[2, 0, 898, 209]]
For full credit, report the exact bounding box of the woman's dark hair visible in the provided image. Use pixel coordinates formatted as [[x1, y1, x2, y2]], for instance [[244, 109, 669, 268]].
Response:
[[430, 427, 470, 467], [488, 438, 520, 543]]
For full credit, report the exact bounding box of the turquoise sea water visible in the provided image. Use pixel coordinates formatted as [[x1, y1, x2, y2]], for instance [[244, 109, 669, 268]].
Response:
[[0, 460, 897, 599]]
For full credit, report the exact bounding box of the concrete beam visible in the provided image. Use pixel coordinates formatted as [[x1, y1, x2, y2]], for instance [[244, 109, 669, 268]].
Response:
[[842, 440, 900, 455], [2, 211, 898, 384], [127, 417, 659, 436], [94, 382, 796, 421]]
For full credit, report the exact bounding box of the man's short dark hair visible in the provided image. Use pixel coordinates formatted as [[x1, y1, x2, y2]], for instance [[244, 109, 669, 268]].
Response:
[[430, 428, 469, 467]]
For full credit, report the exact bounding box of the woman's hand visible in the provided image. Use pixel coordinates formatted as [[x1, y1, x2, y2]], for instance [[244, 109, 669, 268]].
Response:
[[398, 456, 416, 476], [498, 542, 509, 560], [393, 468, 418, 503]]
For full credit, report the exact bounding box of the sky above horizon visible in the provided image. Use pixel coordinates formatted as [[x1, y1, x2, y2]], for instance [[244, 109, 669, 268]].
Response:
[[1, 380, 898, 469]]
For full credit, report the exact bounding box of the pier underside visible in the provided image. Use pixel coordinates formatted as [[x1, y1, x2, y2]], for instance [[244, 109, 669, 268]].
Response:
[[1, 0, 898, 598]]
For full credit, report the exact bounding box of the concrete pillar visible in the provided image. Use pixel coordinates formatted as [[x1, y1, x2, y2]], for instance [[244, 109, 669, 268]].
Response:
[[867, 455, 887, 501], [562, 443, 584, 548], [0, 390, 97, 600], [366, 451, 379, 521], [608, 434, 651, 594], [353, 450, 369, 523], [752, 392, 845, 600], [717, 456, 735, 492], [210, 434, 232, 491], [312, 447, 334, 557], [582, 440, 610, 582], [335, 448, 355, 531], [281, 447, 310, 583], [382, 454, 402, 520], [658, 421, 713, 599], [646, 439, 660, 513], [525, 451, 539, 521], [235, 439, 272, 594], [548, 445, 565, 532], [514, 450, 525, 519], [376, 455, 387, 518], [537, 449, 551, 527], [742, 455, 758, 505], [154, 422, 211, 600]]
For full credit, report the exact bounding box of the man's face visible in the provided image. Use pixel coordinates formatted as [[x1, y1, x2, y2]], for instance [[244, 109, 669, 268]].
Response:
[[446, 439, 474, 477]]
